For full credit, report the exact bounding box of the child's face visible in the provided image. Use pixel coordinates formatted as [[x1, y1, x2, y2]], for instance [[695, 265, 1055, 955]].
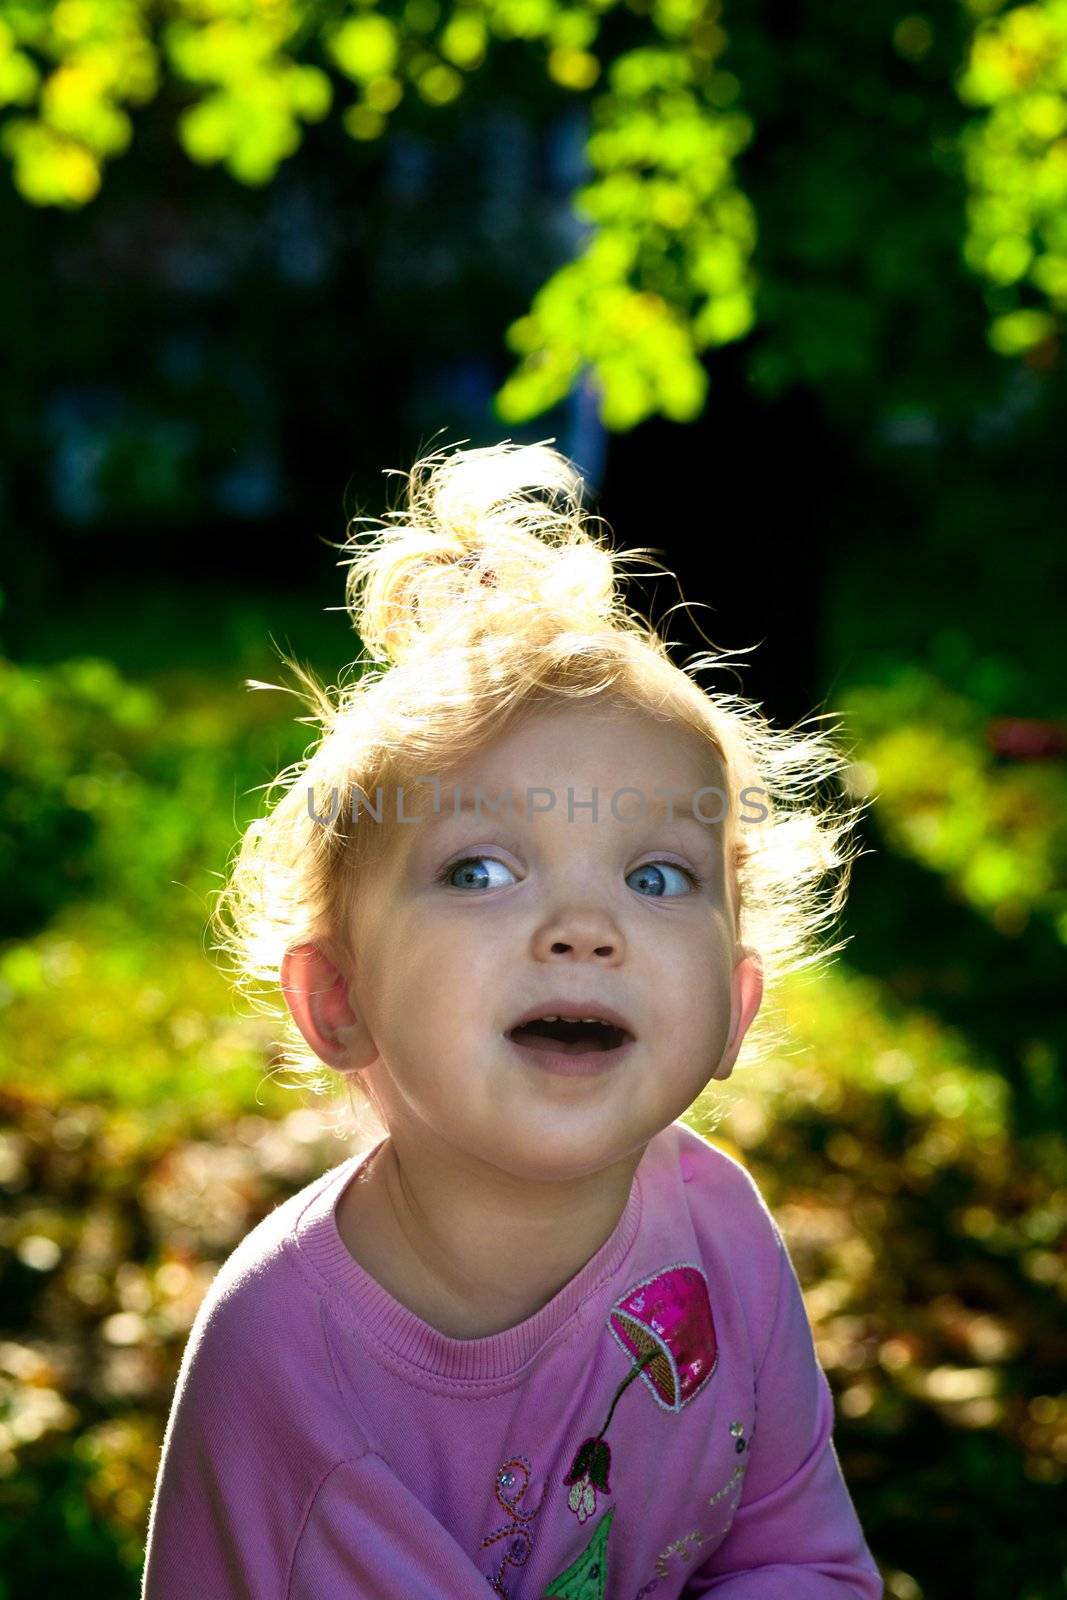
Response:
[[332, 698, 761, 1177]]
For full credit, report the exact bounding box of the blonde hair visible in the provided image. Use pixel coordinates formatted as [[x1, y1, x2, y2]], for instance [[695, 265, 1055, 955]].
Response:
[[211, 439, 866, 1127]]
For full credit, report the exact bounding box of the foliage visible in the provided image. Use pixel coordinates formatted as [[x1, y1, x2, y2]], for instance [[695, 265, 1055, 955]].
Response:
[[3, 0, 1067, 427], [0, 658, 123, 941], [837, 668, 1067, 945], [494, 8, 757, 429], [958, 0, 1067, 358], [0, 654, 304, 942], [0, 653, 328, 1112]]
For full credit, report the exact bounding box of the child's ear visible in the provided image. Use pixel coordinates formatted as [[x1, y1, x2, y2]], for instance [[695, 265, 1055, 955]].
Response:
[[709, 946, 763, 1083], [280, 943, 379, 1074]]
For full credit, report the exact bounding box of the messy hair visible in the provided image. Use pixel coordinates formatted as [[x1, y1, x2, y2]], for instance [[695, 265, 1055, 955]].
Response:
[[210, 439, 866, 1133]]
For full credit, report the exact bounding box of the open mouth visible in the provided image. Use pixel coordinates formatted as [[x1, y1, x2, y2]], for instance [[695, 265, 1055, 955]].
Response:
[[506, 1018, 632, 1056]]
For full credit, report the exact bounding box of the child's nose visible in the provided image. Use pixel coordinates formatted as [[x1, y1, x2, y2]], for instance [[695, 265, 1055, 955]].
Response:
[[532, 908, 625, 964]]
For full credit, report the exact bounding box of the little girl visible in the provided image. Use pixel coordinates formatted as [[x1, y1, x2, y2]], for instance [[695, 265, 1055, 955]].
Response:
[[141, 440, 882, 1599]]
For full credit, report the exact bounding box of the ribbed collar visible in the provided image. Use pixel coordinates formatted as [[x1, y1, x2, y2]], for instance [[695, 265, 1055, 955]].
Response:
[[291, 1134, 652, 1384]]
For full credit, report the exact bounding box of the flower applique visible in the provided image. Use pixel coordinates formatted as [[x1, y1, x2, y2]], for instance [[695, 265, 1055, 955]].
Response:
[[609, 1264, 719, 1413], [539, 1265, 719, 1600], [561, 1263, 718, 1525]]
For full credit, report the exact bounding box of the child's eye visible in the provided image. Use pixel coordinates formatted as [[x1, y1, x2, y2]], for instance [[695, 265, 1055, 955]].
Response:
[[439, 855, 518, 891], [627, 861, 703, 897], [437, 857, 703, 896]]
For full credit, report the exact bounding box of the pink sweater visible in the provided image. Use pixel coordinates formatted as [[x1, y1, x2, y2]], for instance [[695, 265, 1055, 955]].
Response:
[[141, 1120, 882, 1599]]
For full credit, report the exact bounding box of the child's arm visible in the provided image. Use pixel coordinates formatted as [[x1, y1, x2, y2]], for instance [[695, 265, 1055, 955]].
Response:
[[139, 1269, 500, 1600], [144, 1439, 505, 1600], [682, 1238, 883, 1599], [287, 1450, 512, 1598], [141, 1375, 505, 1600]]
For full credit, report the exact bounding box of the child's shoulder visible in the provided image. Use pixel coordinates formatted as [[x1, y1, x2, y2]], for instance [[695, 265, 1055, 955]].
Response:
[[174, 1153, 360, 1420], [671, 1118, 779, 1217], [208, 1155, 342, 1290], [666, 1118, 786, 1289]]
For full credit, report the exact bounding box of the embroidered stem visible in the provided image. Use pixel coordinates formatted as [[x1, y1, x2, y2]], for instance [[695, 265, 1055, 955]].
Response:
[[597, 1345, 658, 1438]]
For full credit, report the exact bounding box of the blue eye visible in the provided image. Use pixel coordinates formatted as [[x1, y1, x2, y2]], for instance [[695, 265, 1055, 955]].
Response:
[[437, 856, 703, 895], [441, 856, 518, 890], [627, 861, 701, 897]]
